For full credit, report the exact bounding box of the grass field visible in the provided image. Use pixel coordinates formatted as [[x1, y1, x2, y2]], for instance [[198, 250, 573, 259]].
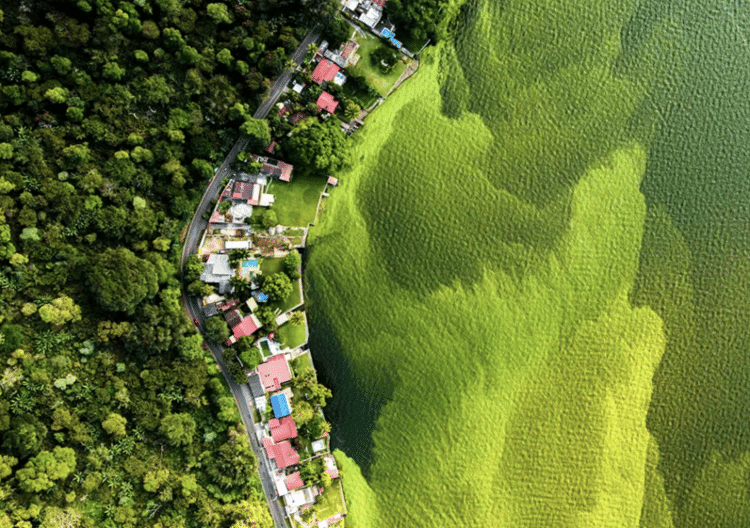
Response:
[[304, 0, 674, 525], [268, 175, 325, 227], [277, 321, 306, 349], [349, 34, 406, 96], [313, 480, 346, 521]]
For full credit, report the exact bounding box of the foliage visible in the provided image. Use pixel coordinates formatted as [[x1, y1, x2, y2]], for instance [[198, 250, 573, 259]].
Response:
[[0, 0, 322, 523], [159, 413, 197, 446], [283, 250, 302, 279], [261, 209, 277, 229], [205, 316, 231, 343], [89, 248, 158, 313], [283, 118, 351, 176], [38, 296, 81, 326], [261, 273, 293, 302], [292, 369, 332, 408]]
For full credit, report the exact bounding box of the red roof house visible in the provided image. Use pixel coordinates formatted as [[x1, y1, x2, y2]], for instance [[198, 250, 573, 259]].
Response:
[[262, 438, 299, 469], [233, 181, 261, 205], [327, 176, 338, 186], [372, 0, 387, 5], [279, 161, 293, 182], [257, 355, 293, 392], [265, 141, 277, 153], [269, 415, 298, 442], [233, 182, 251, 200], [311, 60, 340, 84], [285, 472, 304, 491], [316, 92, 339, 113], [232, 314, 261, 339]]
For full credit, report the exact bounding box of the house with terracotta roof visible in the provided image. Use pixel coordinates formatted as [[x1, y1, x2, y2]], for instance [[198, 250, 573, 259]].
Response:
[[285, 472, 304, 491], [257, 354, 293, 392], [251, 155, 294, 182], [269, 415, 298, 442], [232, 314, 262, 339], [262, 438, 299, 469], [316, 92, 339, 113], [311, 60, 340, 84], [327, 176, 338, 186], [233, 181, 261, 205]]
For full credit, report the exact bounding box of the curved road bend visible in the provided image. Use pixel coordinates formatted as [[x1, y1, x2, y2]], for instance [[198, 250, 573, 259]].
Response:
[[180, 25, 322, 528], [179, 24, 323, 528]]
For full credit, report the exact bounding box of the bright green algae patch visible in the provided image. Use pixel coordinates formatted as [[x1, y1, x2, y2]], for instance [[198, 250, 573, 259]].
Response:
[[304, 0, 675, 525], [307, 47, 666, 528]]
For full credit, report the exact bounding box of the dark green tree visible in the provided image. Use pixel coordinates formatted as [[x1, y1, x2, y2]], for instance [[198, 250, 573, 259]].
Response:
[[205, 317, 230, 343], [283, 118, 350, 176], [262, 273, 292, 302], [89, 248, 159, 313]]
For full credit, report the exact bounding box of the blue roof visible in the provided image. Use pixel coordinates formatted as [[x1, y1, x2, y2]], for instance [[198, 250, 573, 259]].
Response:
[[270, 393, 291, 418]]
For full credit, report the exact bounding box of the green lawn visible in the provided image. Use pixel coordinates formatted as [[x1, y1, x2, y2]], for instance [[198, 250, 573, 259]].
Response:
[[260, 256, 284, 275], [260, 340, 272, 358], [292, 352, 313, 375], [349, 34, 407, 96], [267, 175, 325, 227], [314, 480, 346, 521], [277, 321, 306, 349]]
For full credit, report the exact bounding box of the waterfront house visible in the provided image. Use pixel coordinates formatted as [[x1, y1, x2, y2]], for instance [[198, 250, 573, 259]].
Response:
[[257, 354, 293, 392]]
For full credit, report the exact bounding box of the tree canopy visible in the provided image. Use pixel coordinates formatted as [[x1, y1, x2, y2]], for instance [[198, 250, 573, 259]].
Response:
[[283, 118, 350, 176], [89, 248, 159, 313]]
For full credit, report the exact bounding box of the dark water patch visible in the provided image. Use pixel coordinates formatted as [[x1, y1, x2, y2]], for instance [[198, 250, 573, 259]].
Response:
[[304, 247, 391, 477], [633, 0, 750, 516]]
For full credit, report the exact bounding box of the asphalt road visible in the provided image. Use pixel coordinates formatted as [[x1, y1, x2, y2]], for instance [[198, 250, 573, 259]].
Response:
[[253, 24, 322, 120], [178, 24, 324, 528]]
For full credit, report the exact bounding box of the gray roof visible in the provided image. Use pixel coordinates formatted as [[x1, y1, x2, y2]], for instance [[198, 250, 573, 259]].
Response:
[[203, 303, 219, 318], [323, 49, 347, 68], [248, 372, 265, 399], [200, 254, 234, 283]]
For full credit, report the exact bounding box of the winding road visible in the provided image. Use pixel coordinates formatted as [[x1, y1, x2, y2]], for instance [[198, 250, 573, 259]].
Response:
[[179, 24, 322, 528]]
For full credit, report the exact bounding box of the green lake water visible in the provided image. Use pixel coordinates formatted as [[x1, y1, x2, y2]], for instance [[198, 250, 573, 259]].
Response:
[[306, 0, 750, 525]]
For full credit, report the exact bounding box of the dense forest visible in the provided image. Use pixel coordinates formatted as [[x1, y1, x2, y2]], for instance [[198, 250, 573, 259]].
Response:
[[0, 0, 351, 526]]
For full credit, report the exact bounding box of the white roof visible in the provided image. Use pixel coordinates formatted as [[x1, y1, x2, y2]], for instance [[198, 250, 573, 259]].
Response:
[[207, 253, 232, 276], [276, 312, 290, 326], [260, 193, 275, 207], [285, 488, 315, 511], [311, 439, 326, 453], [225, 240, 251, 249], [359, 6, 382, 28], [345, 0, 358, 10], [332, 72, 347, 86], [292, 82, 304, 94], [274, 475, 289, 497]]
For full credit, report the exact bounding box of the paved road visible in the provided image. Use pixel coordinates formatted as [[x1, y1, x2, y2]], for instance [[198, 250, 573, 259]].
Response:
[[254, 24, 322, 119], [178, 24, 323, 528]]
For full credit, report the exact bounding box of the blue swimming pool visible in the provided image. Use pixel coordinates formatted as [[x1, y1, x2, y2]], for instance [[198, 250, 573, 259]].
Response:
[[242, 259, 259, 268]]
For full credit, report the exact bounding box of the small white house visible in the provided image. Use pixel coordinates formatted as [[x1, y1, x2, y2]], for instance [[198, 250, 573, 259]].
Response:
[[225, 240, 251, 250]]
